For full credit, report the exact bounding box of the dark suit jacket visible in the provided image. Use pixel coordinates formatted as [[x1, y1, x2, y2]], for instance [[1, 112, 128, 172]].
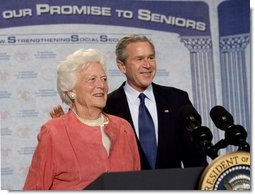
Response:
[[104, 82, 208, 170]]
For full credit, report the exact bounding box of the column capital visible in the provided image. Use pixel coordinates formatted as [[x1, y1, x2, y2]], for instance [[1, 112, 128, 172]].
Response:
[[220, 34, 250, 51], [180, 36, 212, 51]]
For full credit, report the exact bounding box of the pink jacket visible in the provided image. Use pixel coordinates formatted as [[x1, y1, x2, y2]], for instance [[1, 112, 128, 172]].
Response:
[[23, 111, 141, 190]]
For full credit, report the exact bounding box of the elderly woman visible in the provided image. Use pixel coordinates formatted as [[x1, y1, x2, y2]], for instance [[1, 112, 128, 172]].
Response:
[[23, 49, 141, 190]]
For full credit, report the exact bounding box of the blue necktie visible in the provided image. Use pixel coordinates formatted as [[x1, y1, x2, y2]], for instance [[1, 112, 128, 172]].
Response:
[[138, 93, 157, 169]]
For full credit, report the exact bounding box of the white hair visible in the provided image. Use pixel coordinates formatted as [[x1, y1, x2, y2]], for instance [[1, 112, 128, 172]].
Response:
[[57, 48, 106, 106]]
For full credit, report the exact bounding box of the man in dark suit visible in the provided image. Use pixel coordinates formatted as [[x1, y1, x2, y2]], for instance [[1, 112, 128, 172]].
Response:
[[103, 34, 208, 170]]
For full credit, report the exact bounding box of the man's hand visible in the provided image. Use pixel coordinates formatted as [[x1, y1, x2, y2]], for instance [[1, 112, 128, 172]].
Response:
[[49, 105, 65, 118]]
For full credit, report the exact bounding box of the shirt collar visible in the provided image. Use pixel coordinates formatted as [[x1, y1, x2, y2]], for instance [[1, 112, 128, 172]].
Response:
[[124, 82, 154, 102]]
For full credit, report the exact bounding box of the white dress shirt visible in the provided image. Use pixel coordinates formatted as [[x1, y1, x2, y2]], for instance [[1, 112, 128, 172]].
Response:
[[123, 82, 158, 144]]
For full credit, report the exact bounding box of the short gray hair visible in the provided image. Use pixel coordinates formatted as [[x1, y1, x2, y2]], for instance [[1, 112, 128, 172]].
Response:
[[57, 48, 106, 106], [115, 34, 155, 63]]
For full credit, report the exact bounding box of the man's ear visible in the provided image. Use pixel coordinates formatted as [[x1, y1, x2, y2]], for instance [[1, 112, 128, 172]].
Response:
[[117, 60, 126, 74]]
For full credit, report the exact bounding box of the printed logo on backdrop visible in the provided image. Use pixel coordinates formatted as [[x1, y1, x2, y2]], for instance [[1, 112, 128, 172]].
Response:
[[14, 51, 30, 62]]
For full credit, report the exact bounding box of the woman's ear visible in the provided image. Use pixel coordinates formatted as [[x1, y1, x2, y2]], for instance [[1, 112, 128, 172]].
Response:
[[117, 60, 126, 74]]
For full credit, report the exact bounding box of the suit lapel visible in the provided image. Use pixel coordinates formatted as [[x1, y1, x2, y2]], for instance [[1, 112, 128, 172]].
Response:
[[112, 83, 135, 130], [152, 83, 172, 130], [152, 83, 173, 164]]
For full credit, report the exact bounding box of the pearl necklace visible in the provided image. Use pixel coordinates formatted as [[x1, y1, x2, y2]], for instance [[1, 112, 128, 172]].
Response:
[[72, 109, 108, 127]]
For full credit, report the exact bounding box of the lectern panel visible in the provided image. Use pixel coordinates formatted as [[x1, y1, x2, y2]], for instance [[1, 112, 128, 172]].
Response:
[[85, 167, 205, 190]]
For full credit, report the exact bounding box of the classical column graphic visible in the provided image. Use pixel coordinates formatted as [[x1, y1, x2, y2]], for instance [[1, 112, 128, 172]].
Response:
[[180, 36, 217, 134], [219, 34, 250, 136]]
